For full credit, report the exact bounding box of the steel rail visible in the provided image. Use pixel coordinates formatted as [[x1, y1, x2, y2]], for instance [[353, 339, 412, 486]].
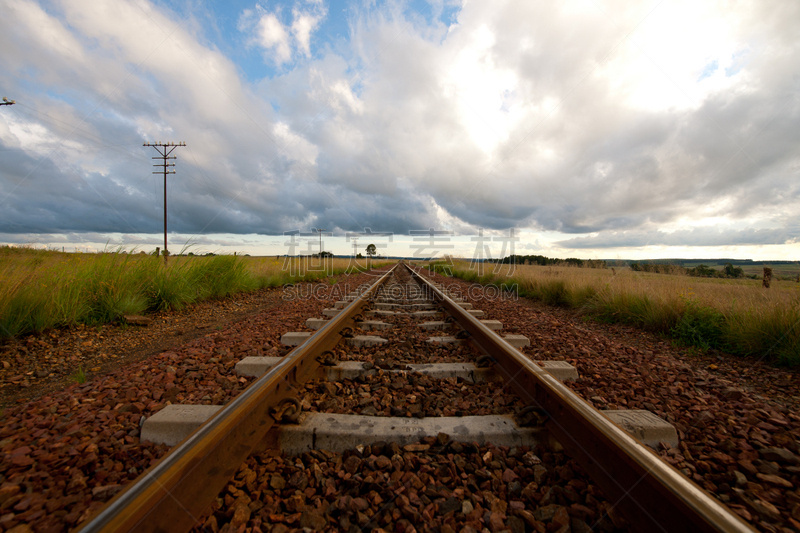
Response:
[[406, 263, 754, 533], [78, 265, 399, 533]]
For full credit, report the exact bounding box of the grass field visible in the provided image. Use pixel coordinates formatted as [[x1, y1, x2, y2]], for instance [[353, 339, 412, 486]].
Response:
[[0, 246, 388, 339], [440, 260, 800, 366]]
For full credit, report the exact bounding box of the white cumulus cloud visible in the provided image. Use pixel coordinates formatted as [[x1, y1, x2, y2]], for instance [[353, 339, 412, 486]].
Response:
[[240, 2, 327, 66]]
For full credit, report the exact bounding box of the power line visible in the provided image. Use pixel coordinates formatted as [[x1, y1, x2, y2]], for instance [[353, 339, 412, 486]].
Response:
[[13, 103, 147, 160]]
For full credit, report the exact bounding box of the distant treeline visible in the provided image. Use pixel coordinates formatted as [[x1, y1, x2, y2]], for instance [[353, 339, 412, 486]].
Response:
[[497, 255, 607, 268], [493, 254, 800, 279], [630, 262, 748, 278], [627, 258, 800, 267], [495, 255, 755, 279]]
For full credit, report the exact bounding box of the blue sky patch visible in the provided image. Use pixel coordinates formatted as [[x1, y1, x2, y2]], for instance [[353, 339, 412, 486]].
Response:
[[725, 50, 747, 77], [697, 59, 718, 81]]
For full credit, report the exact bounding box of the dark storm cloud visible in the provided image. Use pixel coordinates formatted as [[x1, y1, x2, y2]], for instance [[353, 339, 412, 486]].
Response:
[[557, 226, 799, 249]]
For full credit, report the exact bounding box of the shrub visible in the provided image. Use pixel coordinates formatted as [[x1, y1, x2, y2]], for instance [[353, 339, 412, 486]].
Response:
[[671, 299, 726, 350]]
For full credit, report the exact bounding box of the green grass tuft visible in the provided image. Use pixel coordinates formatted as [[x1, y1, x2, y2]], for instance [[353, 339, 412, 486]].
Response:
[[70, 366, 87, 384], [670, 298, 726, 350]]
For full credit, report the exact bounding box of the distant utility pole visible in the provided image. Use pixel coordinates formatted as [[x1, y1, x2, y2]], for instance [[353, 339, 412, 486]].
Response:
[[316, 228, 327, 256], [1, 97, 16, 107], [144, 141, 185, 263], [351, 237, 359, 258]]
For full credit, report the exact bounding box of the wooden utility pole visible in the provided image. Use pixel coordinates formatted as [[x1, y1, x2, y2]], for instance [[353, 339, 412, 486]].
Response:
[[0, 97, 15, 107], [316, 228, 327, 256], [144, 142, 185, 263]]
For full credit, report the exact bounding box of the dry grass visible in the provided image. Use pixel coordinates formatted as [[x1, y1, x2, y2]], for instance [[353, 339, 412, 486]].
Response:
[[0, 246, 389, 338], [446, 260, 800, 366]]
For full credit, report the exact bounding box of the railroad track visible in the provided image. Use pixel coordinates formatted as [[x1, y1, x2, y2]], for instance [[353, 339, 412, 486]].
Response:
[[78, 262, 754, 533]]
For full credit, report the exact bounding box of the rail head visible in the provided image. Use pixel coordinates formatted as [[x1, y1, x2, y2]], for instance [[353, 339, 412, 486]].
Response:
[[405, 263, 754, 533]]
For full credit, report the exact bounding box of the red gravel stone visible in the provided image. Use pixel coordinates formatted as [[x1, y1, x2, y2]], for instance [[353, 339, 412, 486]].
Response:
[[191, 439, 627, 533]]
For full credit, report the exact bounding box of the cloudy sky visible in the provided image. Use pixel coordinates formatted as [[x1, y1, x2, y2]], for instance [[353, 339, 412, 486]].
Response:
[[1, 0, 799, 260]]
